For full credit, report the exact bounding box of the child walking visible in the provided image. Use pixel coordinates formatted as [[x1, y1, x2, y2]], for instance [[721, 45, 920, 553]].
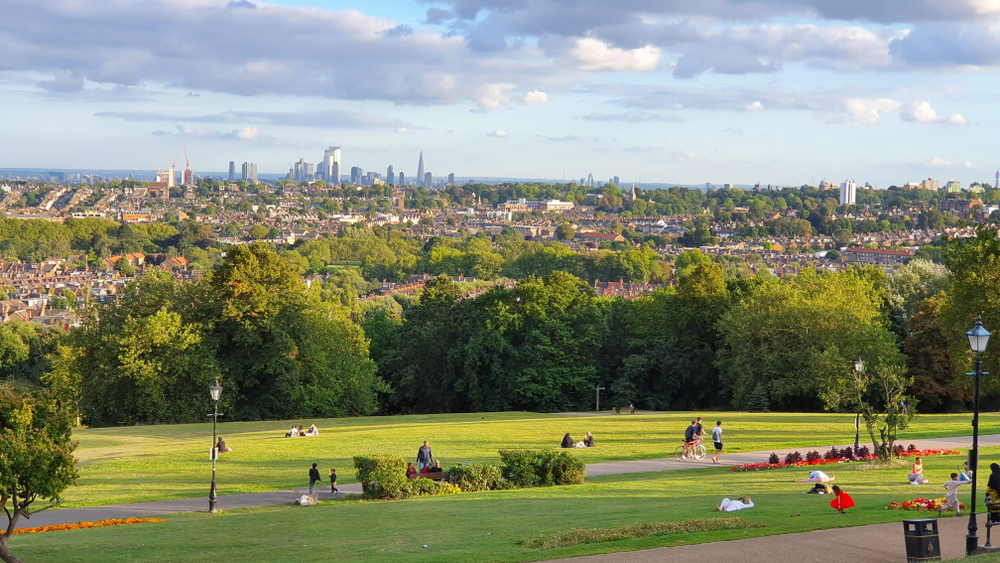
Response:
[[329, 468, 339, 494], [939, 473, 968, 516]]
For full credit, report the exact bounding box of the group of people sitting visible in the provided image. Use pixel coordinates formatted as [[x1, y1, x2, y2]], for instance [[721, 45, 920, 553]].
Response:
[[560, 432, 595, 448], [285, 424, 319, 438], [407, 461, 444, 475]]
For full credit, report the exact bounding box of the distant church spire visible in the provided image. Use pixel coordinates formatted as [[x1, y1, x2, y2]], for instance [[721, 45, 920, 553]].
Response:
[[417, 151, 425, 181]]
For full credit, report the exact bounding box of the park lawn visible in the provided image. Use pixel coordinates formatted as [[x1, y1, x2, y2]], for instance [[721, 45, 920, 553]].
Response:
[[15, 448, 998, 563], [64, 410, 991, 508]]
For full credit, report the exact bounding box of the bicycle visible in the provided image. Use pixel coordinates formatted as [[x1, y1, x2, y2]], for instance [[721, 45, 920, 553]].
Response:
[[675, 441, 707, 461]]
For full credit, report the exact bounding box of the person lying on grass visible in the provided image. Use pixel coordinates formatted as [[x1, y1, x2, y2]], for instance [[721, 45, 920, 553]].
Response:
[[830, 485, 854, 514], [795, 470, 834, 483], [717, 497, 754, 512], [805, 483, 833, 495]]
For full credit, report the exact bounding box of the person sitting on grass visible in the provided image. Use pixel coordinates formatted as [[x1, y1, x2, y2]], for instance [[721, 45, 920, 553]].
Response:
[[830, 485, 854, 514], [958, 461, 972, 482], [297, 425, 307, 437], [717, 497, 754, 512], [584, 431, 594, 447], [939, 473, 968, 517], [286, 425, 298, 438], [216, 437, 233, 453], [561, 433, 574, 448], [306, 424, 319, 436], [407, 463, 417, 477], [795, 470, 834, 483], [806, 483, 833, 495], [909, 457, 929, 485]]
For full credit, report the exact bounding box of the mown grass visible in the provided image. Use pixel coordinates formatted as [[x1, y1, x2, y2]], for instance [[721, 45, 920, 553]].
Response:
[[15, 447, 1000, 563], [65, 410, 990, 508], [516, 517, 765, 549]]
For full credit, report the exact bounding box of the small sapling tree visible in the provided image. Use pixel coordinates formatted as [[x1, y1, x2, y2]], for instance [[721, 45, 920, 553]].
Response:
[[822, 363, 914, 462], [0, 386, 78, 563]]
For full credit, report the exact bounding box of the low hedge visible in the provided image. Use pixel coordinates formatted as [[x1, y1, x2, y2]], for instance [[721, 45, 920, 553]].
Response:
[[448, 463, 504, 492], [408, 478, 461, 496], [499, 449, 586, 488]]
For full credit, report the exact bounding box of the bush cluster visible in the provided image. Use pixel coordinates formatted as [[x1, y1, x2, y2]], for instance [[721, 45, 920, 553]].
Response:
[[784, 451, 803, 464], [353, 455, 409, 500], [448, 463, 504, 492], [407, 478, 460, 496], [499, 449, 586, 488]]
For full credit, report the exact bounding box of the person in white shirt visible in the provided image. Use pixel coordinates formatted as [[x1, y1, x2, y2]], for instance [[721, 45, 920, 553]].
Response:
[[711, 421, 723, 464], [939, 473, 969, 516], [717, 497, 754, 512], [288, 426, 299, 438], [795, 470, 834, 483], [307, 424, 319, 436]]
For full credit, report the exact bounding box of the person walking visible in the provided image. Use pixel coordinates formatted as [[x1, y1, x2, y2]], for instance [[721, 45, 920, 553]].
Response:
[[308, 463, 321, 496], [939, 473, 968, 516], [417, 440, 434, 472], [329, 468, 339, 494], [711, 421, 723, 464]]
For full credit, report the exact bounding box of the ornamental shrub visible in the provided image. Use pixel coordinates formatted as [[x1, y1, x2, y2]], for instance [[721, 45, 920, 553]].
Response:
[[407, 478, 460, 497], [907, 443, 917, 452], [768, 453, 780, 464], [856, 445, 871, 458], [842, 447, 854, 460], [449, 463, 503, 492], [893, 444, 905, 457], [785, 451, 802, 464], [499, 450, 586, 488], [805, 450, 821, 463], [353, 455, 409, 500], [823, 447, 839, 461]]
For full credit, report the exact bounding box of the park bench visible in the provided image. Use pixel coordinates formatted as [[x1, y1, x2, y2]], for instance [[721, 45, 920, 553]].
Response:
[[409, 471, 450, 482], [614, 406, 635, 414]]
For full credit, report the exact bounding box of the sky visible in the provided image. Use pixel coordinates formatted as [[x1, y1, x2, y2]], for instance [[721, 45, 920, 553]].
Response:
[[3, 0, 1000, 186]]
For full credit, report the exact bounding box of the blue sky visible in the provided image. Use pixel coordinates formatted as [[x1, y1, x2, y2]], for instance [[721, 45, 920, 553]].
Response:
[[3, 0, 1000, 186]]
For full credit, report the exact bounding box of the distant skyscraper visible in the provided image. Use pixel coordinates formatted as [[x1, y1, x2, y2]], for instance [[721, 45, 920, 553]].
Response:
[[241, 162, 257, 183], [995, 170, 998, 189], [399, 172, 405, 186], [228, 161, 235, 182], [839, 179, 856, 205], [613, 176, 620, 186], [156, 169, 175, 188], [417, 151, 424, 181], [587, 173, 594, 187], [424, 171, 433, 189], [321, 146, 341, 184], [387, 165, 394, 186], [448, 173, 455, 185], [351, 166, 363, 185], [294, 158, 308, 181]]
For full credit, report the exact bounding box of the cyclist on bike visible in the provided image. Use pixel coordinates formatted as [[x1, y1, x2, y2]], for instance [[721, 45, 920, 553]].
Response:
[[682, 420, 697, 459], [694, 417, 708, 447]]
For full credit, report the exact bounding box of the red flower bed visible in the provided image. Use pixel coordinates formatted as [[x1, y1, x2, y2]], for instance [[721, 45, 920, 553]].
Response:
[[730, 447, 960, 472], [888, 498, 968, 511], [13, 517, 164, 535]]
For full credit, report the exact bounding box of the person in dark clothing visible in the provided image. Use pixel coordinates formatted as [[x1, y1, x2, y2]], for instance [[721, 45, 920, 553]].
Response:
[[561, 433, 574, 448], [584, 431, 594, 447], [417, 440, 433, 471], [987, 463, 1000, 523], [216, 437, 232, 453], [309, 463, 321, 495], [329, 468, 338, 494]]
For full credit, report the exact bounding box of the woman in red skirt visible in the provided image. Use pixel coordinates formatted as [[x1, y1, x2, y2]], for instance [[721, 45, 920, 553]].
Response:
[[830, 485, 854, 514]]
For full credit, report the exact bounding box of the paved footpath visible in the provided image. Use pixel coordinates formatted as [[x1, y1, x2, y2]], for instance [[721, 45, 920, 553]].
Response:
[[15, 433, 1000, 535]]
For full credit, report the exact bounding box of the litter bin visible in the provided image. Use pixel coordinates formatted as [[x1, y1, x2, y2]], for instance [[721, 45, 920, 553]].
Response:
[[903, 519, 940, 562]]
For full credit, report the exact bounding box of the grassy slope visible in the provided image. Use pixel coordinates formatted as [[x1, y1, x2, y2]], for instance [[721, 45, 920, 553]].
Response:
[[67, 411, 989, 508], [17, 447, 1000, 563]]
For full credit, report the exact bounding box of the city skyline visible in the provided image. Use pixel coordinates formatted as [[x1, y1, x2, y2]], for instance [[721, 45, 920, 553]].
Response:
[[3, 0, 1000, 185]]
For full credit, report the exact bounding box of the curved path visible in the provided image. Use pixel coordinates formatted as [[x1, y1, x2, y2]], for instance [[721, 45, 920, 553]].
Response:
[[13, 433, 999, 531]]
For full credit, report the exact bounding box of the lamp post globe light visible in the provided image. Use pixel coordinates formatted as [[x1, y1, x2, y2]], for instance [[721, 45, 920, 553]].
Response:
[[209, 379, 223, 514], [853, 358, 863, 453], [966, 317, 991, 556]]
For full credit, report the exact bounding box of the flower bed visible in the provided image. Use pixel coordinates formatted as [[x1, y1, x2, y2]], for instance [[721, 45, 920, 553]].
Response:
[[12, 517, 164, 535], [730, 446, 960, 472], [888, 498, 968, 511]]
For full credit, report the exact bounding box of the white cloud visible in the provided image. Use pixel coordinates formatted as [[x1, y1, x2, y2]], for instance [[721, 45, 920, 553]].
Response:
[[744, 101, 764, 112], [561, 38, 660, 72], [394, 127, 412, 134], [901, 101, 968, 125], [842, 98, 901, 124], [521, 90, 550, 105], [580, 111, 683, 123], [931, 157, 953, 167], [486, 129, 509, 137], [475, 83, 516, 109], [235, 126, 258, 140], [966, 160, 976, 168]]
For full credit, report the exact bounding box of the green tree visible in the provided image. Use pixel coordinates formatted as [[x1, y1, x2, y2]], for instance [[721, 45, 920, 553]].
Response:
[[904, 293, 971, 413], [0, 386, 78, 563], [822, 364, 914, 461], [248, 224, 269, 240], [555, 223, 575, 241]]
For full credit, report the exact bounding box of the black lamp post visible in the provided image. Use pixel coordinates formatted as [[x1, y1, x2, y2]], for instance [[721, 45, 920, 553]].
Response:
[[209, 378, 223, 514], [853, 358, 863, 453], [966, 317, 991, 556]]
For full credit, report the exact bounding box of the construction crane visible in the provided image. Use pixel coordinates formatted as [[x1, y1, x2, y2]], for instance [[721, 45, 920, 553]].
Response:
[[182, 145, 192, 186], [159, 147, 176, 186]]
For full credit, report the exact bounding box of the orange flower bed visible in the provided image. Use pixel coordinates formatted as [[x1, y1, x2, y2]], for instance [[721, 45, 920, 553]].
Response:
[[13, 517, 164, 535]]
